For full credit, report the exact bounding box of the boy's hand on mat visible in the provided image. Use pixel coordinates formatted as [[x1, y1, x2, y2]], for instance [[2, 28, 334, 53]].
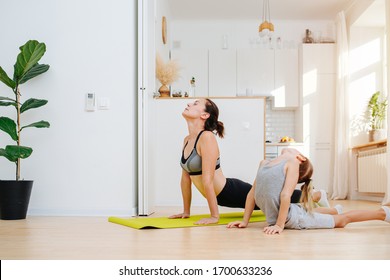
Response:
[[263, 225, 284, 235], [194, 216, 219, 225], [168, 213, 190, 219], [226, 221, 247, 228]]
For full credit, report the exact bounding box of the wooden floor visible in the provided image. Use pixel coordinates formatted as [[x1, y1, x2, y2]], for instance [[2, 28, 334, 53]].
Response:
[[1, 200, 389, 260]]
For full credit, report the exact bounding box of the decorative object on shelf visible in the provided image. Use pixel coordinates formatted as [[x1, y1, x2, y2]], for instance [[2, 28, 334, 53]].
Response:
[[162, 16, 167, 44], [312, 31, 322, 43], [189, 77, 196, 97], [303, 29, 314, 43], [276, 37, 282, 49], [156, 53, 180, 97], [367, 91, 387, 142], [258, 0, 274, 38], [172, 90, 182, 98], [0, 40, 50, 220]]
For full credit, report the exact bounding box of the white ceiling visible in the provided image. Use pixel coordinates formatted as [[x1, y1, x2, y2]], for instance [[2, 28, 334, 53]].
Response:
[[166, 0, 356, 20], [166, 0, 386, 26]]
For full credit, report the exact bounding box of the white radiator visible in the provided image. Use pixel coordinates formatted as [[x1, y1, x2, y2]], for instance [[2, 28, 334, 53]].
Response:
[[357, 147, 387, 193]]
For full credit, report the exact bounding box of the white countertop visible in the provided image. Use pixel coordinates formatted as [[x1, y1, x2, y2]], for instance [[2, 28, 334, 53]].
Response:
[[266, 142, 304, 146]]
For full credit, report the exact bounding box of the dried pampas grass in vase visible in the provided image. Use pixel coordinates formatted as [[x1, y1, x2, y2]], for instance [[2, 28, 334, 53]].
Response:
[[156, 53, 180, 97]]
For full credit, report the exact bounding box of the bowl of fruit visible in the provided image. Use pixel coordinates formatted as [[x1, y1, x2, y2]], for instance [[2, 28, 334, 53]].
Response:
[[280, 136, 295, 143]]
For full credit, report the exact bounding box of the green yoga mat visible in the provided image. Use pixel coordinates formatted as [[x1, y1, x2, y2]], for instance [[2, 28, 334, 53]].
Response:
[[108, 211, 266, 229]]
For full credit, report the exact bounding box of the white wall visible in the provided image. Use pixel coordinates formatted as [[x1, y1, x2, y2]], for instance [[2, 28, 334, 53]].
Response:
[[0, 0, 138, 216], [346, 0, 386, 148], [265, 99, 296, 143], [348, 26, 386, 147], [156, 0, 172, 59]]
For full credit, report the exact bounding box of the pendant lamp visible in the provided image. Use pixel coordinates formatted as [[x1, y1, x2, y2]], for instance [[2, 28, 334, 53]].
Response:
[[259, 0, 274, 37]]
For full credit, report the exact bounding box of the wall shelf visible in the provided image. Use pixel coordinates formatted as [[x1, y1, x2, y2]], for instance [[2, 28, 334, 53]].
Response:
[[351, 139, 387, 151]]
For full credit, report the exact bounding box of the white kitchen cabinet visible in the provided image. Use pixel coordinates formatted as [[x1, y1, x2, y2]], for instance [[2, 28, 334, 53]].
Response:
[[171, 48, 299, 102], [301, 44, 336, 74], [237, 49, 275, 96], [209, 49, 237, 97], [297, 43, 336, 192], [305, 74, 336, 145], [272, 49, 299, 108], [170, 49, 209, 97]]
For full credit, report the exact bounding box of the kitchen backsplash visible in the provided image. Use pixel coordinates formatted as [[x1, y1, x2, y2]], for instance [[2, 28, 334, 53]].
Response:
[[265, 98, 296, 142]]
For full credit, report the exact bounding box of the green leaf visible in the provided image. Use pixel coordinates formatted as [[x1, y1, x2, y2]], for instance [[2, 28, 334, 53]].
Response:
[[20, 98, 48, 113], [13, 40, 46, 83], [0, 101, 17, 107], [19, 63, 50, 84], [5, 145, 33, 160], [0, 96, 17, 107], [0, 96, 16, 102], [21, 120, 50, 130], [0, 147, 17, 162], [0, 66, 16, 88], [0, 117, 18, 141]]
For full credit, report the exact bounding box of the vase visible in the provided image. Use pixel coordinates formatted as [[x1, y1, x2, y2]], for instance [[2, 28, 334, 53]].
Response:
[[0, 180, 33, 220], [158, 85, 170, 97], [368, 129, 386, 142]]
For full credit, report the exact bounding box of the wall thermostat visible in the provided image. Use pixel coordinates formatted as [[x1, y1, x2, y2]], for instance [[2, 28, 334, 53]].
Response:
[[85, 93, 96, 111]]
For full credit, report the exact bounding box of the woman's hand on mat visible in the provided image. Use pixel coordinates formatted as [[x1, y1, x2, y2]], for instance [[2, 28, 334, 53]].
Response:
[[263, 224, 284, 235], [168, 213, 190, 219], [226, 221, 248, 228], [194, 216, 219, 225]]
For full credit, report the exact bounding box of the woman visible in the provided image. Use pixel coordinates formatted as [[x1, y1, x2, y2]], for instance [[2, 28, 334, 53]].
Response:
[[227, 148, 390, 234], [169, 98, 326, 225]]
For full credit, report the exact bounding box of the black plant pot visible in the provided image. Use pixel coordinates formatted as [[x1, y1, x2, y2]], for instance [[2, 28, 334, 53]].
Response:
[[0, 180, 33, 220]]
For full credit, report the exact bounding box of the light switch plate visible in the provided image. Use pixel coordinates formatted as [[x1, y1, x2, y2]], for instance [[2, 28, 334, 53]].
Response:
[[98, 97, 110, 110]]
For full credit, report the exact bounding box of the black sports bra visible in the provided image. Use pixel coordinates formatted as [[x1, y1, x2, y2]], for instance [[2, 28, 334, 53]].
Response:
[[180, 130, 220, 176]]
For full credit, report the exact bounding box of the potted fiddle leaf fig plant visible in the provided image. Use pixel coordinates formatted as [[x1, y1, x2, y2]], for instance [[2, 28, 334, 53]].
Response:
[[0, 40, 50, 220], [367, 91, 387, 142]]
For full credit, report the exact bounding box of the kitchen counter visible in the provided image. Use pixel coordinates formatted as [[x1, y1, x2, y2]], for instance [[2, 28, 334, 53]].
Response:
[[266, 142, 304, 146]]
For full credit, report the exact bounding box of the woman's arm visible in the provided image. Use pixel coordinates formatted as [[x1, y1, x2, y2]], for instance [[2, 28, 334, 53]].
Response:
[[169, 137, 192, 219], [195, 131, 220, 224], [263, 160, 299, 234], [181, 169, 192, 216], [169, 170, 192, 219]]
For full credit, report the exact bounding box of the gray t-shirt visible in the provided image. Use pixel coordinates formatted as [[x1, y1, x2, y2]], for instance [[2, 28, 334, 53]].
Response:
[[254, 160, 292, 226]]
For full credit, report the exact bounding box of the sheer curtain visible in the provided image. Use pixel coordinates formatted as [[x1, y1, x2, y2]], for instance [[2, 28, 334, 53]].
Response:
[[384, 1, 390, 205], [331, 11, 350, 200]]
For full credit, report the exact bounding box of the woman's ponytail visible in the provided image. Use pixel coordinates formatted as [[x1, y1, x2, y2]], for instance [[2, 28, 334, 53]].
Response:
[[205, 99, 225, 138]]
